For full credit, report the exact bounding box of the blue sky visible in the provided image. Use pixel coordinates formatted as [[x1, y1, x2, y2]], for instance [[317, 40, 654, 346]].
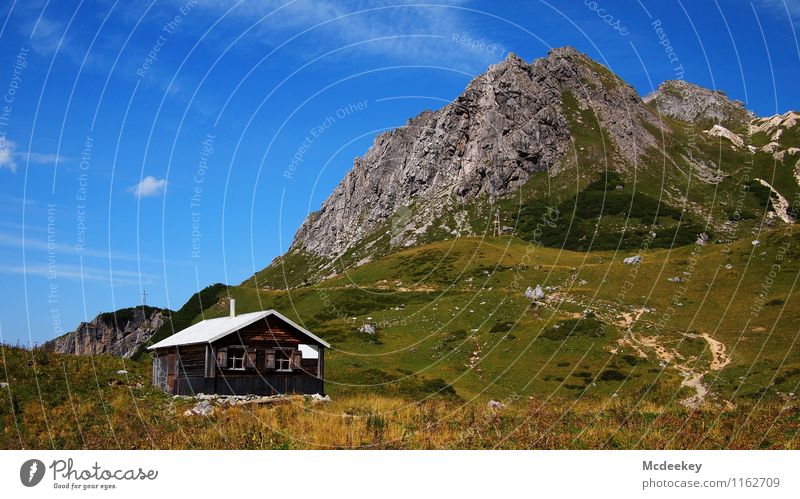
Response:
[[0, 0, 798, 345]]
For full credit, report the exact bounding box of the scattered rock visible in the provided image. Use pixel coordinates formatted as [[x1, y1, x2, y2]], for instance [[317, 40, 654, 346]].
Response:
[[667, 276, 684, 283], [524, 284, 545, 301], [0, 382, 8, 389], [695, 232, 709, 246], [752, 240, 761, 246], [185, 400, 215, 417], [622, 255, 641, 265], [307, 393, 332, 403], [359, 323, 377, 335], [488, 399, 505, 409], [116, 370, 128, 375], [724, 263, 733, 270]]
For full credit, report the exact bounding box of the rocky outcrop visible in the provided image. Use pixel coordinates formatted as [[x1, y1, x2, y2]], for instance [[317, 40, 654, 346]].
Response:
[[644, 80, 754, 127], [291, 47, 663, 258], [705, 124, 744, 148], [42, 307, 167, 358], [748, 111, 800, 162]]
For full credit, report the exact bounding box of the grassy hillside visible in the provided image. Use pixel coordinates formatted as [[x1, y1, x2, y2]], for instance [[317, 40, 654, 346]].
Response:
[[1, 346, 797, 449], [3, 226, 800, 448], [230, 227, 800, 407]]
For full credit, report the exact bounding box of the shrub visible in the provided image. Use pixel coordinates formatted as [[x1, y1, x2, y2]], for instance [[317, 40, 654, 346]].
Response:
[[541, 318, 606, 341], [599, 369, 627, 381]]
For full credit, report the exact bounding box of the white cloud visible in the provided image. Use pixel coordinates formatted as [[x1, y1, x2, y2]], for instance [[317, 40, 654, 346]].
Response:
[[23, 152, 66, 164], [129, 176, 168, 198], [0, 140, 18, 173], [756, 0, 800, 23], [0, 262, 159, 285], [0, 139, 68, 173], [182, 0, 504, 72]]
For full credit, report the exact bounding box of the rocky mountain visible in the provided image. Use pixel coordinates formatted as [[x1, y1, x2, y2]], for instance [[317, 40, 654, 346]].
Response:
[[42, 306, 168, 358], [643, 79, 754, 128], [250, 46, 799, 289], [290, 47, 663, 259]]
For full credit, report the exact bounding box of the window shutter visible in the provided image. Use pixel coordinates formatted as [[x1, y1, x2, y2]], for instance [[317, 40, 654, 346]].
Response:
[[245, 348, 256, 369], [216, 347, 227, 368], [291, 350, 302, 370], [265, 349, 275, 370]]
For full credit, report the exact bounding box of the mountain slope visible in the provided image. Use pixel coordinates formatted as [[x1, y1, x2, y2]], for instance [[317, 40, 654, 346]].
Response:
[[42, 306, 169, 358], [222, 226, 800, 407], [289, 47, 663, 260], [643, 79, 754, 129], [250, 47, 798, 290]]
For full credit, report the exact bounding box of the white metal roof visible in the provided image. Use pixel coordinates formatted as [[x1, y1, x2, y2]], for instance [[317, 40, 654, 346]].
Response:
[[147, 309, 330, 350]]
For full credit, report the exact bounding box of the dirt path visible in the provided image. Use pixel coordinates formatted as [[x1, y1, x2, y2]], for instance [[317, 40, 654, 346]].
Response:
[[619, 326, 730, 409], [616, 307, 648, 331], [701, 333, 731, 370]]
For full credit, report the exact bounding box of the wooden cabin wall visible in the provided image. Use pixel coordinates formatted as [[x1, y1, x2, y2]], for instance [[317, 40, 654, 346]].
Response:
[[155, 315, 326, 396], [172, 344, 207, 395], [213, 316, 303, 349]]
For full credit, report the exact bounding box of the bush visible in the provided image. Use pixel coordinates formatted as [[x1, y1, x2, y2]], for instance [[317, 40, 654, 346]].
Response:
[[490, 322, 513, 333], [541, 318, 606, 341], [599, 369, 627, 381]]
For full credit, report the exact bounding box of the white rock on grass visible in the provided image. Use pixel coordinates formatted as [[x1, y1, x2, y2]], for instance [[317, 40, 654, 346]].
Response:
[[487, 399, 506, 409], [359, 323, 377, 335], [116, 370, 128, 375], [308, 393, 332, 403], [524, 284, 545, 301], [695, 232, 709, 246], [185, 400, 215, 417], [622, 255, 641, 265]]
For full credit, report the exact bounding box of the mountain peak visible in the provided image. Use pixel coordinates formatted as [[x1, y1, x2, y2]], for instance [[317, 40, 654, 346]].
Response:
[[643, 79, 754, 127], [547, 45, 582, 59], [490, 46, 582, 73], [278, 48, 666, 263]]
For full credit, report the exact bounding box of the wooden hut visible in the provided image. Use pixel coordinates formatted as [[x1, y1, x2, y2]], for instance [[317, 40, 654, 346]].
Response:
[[148, 300, 329, 396]]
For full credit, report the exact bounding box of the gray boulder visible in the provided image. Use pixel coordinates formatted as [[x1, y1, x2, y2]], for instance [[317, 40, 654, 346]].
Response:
[[358, 323, 377, 335], [524, 284, 545, 301]]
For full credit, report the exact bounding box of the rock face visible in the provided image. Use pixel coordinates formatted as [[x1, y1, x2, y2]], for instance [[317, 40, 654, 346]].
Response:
[[705, 124, 744, 148], [42, 307, 167, 358], [291, 47, 663, 259], [748, 111, 800, 162], [643, 80, 754, 126]]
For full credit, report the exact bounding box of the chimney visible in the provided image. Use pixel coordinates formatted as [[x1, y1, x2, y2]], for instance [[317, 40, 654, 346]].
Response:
[[230, 298, 236, 318]]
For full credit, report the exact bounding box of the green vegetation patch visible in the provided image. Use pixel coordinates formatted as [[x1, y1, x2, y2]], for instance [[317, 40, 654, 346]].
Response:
[[541, 317, 607, 341]]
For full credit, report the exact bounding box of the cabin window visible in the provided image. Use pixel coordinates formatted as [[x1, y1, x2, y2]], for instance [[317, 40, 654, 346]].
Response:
[[275, 349, 292, 372], [228, 348, 246, 370]]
